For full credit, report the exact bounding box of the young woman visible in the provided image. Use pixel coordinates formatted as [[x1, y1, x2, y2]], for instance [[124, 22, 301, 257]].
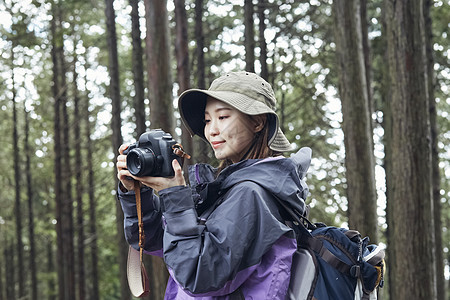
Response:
[[116, 71, 311, 299]]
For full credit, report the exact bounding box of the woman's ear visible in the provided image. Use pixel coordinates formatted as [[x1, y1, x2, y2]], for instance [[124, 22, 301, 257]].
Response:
[[253, 114, 267, 133]]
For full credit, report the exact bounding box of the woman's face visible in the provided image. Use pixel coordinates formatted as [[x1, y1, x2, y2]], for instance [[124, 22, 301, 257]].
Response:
[[204, 97, 258, 163]]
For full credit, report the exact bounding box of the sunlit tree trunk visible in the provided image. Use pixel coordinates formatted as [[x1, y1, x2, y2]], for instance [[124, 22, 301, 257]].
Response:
[[104, 0, 130, 299], [244, 0, 255, 72], [385, 0, 435, 298], [333, 0, 378, 241]]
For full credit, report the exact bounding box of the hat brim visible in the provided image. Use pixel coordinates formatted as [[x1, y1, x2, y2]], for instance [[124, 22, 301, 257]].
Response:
[[178, 89, 292, 152]]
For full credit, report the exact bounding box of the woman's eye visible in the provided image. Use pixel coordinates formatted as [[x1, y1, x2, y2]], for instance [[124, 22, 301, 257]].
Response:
[[219, 115, 229, 120], [204, 119, 211, 124]]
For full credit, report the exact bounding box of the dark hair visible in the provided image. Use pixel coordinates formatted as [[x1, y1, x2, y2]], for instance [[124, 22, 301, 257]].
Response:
[[217, 114, 282, 173]]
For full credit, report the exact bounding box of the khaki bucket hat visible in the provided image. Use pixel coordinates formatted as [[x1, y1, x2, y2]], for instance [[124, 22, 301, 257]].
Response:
[[178, 71, 292, 152]]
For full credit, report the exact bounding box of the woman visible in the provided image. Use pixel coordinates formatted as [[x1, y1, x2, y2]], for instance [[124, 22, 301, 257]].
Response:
[[116, 71, 311, 299]]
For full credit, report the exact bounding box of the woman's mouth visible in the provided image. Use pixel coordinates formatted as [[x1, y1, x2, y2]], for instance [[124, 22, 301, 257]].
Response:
[[211, 141, 225, 149]]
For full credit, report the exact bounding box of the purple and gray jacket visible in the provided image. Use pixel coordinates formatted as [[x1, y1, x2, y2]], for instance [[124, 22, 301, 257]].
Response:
[[118, 147, 312, 299]]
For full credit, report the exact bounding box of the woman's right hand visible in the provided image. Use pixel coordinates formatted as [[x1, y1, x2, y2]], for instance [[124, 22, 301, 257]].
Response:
[[116, 144, 135, 192]]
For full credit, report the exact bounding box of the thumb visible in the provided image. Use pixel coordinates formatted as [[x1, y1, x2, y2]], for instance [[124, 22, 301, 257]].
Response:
[[172, 159, 185, 186], [172, 159, 182, 173]]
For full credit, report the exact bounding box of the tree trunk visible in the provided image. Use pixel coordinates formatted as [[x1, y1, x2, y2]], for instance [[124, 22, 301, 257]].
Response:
[[244, 0, 255, 72], [360, 0, 373, 125], [385, 0, 435, 299], [59, 15, 76, 298], [50, 3, 65, 297], [174, 0, 193, 169], [104, 1, 129, 299], [73, 51, 86, 300], [195, 0, 205, 90], [47, 239, 56, 300], [193, 0, 210, 164], [143, 0, 172, 297], [258, 0, 268, 80], [24, 107, 38, 300], [332, 0, 378, 241], [144, 0, 174, 132], [423, 0, 444, 298], [0, 238, 3, 300], [11, 48, 25, 299], [0, 245, 3, 300], [4, 242, 14, 299], [130, 0, 146, 137], [83, 64, 100, 300]]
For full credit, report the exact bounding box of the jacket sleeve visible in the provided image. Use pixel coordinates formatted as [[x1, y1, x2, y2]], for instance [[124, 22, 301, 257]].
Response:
[[117, 184, 164, 253], [158, 182, 292, 296]]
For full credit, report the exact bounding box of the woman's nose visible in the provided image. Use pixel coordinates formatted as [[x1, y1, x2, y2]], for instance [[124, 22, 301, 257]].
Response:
[[208, 120, 219, 136]]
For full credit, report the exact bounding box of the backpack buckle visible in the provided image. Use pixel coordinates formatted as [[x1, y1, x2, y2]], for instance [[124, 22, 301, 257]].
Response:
[[350, 265, 361, 277]]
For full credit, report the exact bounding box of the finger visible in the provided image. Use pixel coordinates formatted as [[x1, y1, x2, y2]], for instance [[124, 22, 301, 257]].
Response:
[[116, 160, 127, 170], [172, 159, 182, 173], [172, 159, 185, 186], [117, 154, 127, 162], [118, 169, 132, 181], [118, 144, 129, 154]]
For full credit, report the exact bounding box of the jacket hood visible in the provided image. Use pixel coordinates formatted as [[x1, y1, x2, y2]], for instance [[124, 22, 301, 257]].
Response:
[[190, 147, 312, 217]]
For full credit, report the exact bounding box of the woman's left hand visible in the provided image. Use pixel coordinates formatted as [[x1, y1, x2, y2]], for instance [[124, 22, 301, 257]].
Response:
[[130, 159, 186, 193]]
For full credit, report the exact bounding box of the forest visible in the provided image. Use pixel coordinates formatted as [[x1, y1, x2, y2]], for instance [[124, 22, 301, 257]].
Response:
[[0, 0, 449, 299]]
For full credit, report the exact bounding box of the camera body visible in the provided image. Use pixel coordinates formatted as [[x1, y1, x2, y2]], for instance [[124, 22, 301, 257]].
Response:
[[123, 129, 182, 177]]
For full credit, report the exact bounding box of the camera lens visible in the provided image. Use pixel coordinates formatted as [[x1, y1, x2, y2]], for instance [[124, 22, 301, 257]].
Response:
[[126, 148, 156, 176]]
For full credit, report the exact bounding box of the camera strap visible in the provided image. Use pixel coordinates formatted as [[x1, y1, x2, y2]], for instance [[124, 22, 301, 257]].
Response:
[[126, 142, 189, 298], [127, 181, 150, 298]]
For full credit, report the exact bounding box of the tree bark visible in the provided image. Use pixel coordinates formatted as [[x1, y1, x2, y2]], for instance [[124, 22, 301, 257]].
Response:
[[59, 11, 76, 297], [50, 3, 65, 297], [385, 0, 436, 298], [4, 242, 14, 299], [47, 239, 56, 300], [104, 1, 129, 299], [174, 0, 194, 167], [83, 62, 100, 300], [73, 50, 86, 300], [258, 0, 268, 80], [360, 0, 374, 131], [144, 0, 174, 132], [143, 0, 172, 297], [130, 0, 147, 137], [333, 0, 378, 241], [195, 0, 205, 90], [193, 0, 211, 164], [11, 48, 25, 299], [24, 106, 38, 300], [423, 0, 444, 298], [244, 0, 255, 72]]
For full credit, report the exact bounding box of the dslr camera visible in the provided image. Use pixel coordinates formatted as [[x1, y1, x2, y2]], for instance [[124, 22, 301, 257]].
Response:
[[123, 129, 184, 177]]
